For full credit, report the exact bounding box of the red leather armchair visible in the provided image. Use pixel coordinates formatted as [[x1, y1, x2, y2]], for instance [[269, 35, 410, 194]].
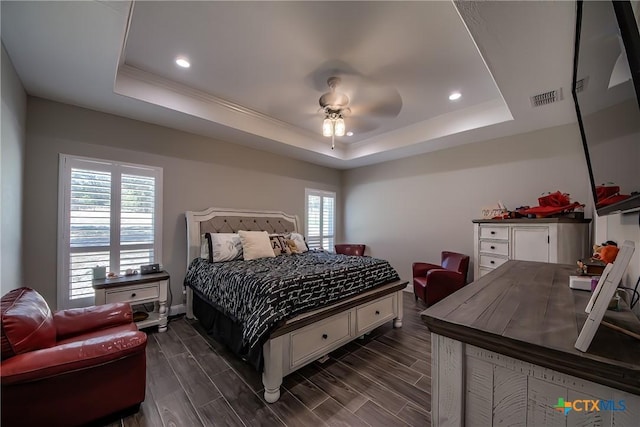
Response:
[[335, 244, 366, 256], [1, 287, 147, 427], [413, 251, 470, 306]]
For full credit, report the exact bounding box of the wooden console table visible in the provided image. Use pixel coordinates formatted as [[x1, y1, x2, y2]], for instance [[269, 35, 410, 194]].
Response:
[[421, 260, 640, 426]]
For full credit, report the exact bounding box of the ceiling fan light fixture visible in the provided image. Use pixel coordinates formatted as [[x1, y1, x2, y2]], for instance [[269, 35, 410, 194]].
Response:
[[334, 116, 346, 136], [322, 117, 333, 137]]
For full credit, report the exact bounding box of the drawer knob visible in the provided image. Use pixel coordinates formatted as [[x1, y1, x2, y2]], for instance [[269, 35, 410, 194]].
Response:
[[131, 293, 137, 298], [490, 231, 496, 235], [375, 310, 380, 315], [490, 261, 495, 264], [322, 334, 328, 340], [490, 246, 496, 250]]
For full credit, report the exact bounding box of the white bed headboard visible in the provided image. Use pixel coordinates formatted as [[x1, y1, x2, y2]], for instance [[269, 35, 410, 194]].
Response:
[[185, 207, 300, 267]]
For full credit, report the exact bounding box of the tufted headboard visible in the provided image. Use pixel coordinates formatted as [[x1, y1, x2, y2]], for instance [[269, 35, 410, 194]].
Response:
[[185, 207, 300, 267]]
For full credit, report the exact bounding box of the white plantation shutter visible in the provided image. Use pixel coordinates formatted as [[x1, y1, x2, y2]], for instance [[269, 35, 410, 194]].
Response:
[[305, 189, 335, 251], [120, 174, 156, 272], [68, 167, 111, 300], [58, 155, 162, 309]]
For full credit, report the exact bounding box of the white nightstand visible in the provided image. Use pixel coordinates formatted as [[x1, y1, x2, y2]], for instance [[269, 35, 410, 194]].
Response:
[[93, 271, 169, 332]]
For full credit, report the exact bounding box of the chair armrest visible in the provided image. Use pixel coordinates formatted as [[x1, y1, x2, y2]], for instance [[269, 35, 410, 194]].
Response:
[[424, 269, 466, 306], [1, 330, 147, 385], [53, 303, 133, 340], [412, 262, 443, 278], [426, 269, 466, 287]]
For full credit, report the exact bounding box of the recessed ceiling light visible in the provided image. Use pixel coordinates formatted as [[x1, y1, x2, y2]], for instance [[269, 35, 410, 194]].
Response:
[[175, 57, 190, 68], [346, 131, 354, 136], [449, 92, 462, 101]]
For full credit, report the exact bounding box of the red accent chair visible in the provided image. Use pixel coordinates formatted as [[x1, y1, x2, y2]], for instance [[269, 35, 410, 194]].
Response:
[[413, 251, 470, 306], [335, 244, 366, 256], [1, 287, 147, 427]]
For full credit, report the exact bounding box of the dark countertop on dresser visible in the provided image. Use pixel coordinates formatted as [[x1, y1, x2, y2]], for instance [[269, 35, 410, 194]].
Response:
[[421, 260, 640, 395]]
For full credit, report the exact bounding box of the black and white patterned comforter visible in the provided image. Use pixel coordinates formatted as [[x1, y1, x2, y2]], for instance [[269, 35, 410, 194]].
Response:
[[184, 251, 400, 353]]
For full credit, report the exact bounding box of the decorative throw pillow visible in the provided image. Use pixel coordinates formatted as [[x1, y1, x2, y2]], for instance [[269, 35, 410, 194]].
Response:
[[239, 230, 276, 260], [209, 233, 243, 262], [285, 238, 300, 254], [269, 234, 292, 256], [287, 232, 308, 252]]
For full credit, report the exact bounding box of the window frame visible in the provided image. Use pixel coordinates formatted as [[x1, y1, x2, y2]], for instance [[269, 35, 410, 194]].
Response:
[[57, 154, 163, 309], [304, 188, 336, 251]]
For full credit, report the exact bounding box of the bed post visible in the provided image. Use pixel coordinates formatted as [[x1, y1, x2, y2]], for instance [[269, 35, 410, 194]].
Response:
[[185, 211, 198, 320], [394, 289, 403, 328], [186, 287, 195, 319], [262, 336, 284, 403]]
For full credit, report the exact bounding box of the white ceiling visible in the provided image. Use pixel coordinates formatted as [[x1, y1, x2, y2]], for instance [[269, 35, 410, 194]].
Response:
[[1, 1, 579, 169]]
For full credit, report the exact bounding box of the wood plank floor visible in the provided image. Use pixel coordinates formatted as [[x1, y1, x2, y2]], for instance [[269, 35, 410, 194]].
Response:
[[111, 294, 431, 427]]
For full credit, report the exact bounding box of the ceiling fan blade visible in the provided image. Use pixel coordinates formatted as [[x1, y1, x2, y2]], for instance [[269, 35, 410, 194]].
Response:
[[344, 116, 380, 135], [343, 76, 403, 118], [305, 60, 363, 92]]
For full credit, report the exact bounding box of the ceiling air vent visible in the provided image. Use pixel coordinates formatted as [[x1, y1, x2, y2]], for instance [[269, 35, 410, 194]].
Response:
[[575, 77, 588, 93], [530, 88, 563, 107]]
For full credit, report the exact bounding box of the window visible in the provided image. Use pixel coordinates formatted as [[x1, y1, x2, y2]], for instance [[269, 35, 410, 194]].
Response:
[[58, 155, 162, 309], [305, 188, 336, 251]]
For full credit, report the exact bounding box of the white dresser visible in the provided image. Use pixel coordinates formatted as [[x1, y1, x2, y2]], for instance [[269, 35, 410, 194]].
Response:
[[472, 218, 591, 280]]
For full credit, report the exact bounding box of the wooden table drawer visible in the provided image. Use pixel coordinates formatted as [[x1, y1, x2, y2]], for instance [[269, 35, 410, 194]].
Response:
[[479, 240, 509, 256], [290, 312, 352, 367], [479, 226, 509, 240], [356, 295, 395, 334], [105, 284, 159, 304], [479, 254, 508, 270]]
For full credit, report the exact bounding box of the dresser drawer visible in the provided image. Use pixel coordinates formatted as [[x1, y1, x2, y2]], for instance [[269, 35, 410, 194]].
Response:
[[479, 240, 509, 256], [479, 254, 508, 270], [478, 267, 494, 278], [479, 226, 509, 241], [356, 295, 395, 334], [105, 284, 159, 304], [290, 312, 352, 368]]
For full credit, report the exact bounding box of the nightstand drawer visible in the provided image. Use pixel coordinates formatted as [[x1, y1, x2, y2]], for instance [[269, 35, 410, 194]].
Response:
[[479, 226, 509, 240], [479, 240, 509, 256], [479, 254, 508, 269], [105, 284, 159, 304]]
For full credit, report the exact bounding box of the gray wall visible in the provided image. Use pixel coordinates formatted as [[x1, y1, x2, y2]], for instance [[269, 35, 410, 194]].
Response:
[[1, 44, 27, 295], [24, 97, 340, 310], [342, 123, 592, 283]]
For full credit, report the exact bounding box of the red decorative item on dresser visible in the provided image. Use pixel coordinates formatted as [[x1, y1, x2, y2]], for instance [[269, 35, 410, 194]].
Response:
[[1, 287, 147, 427]]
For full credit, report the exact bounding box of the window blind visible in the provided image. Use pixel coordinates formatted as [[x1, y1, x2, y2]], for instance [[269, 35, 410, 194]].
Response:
[[305, 189, 335, 251], [59, 155, 162, 309]]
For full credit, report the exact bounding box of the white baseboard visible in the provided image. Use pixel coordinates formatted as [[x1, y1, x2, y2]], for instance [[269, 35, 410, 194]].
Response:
[[169, 304, 186, 316]]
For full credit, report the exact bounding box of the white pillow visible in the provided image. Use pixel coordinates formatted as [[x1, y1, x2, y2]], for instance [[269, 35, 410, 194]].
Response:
[[239, 230, 276, 260], [210, 233, 243, 262], [288, 232, 308, 252]]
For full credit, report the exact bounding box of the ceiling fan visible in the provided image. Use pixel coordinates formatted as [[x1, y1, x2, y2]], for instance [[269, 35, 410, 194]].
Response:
[[315, 72, 403, 149], [318, 77, 351, 149]]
